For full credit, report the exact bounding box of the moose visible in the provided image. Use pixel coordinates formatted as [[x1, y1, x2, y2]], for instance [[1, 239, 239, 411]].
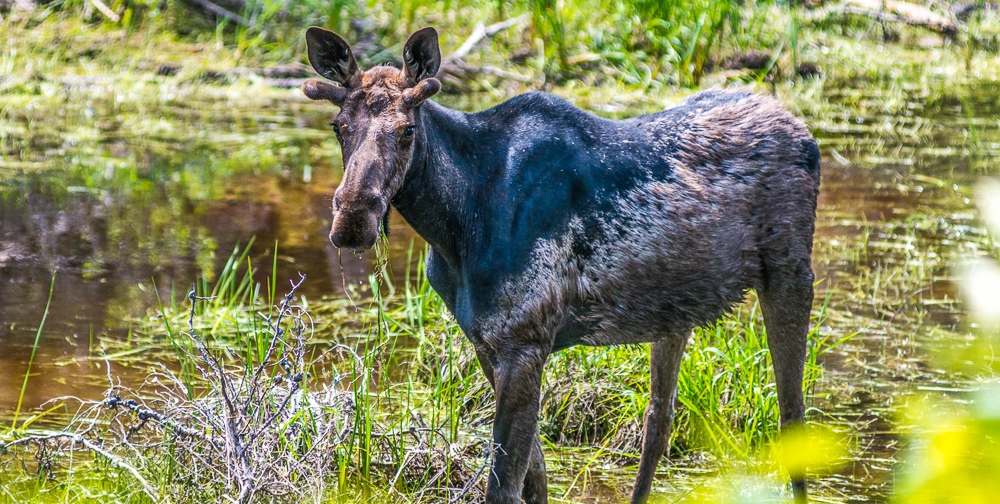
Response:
[[302, 26, 820, 504]]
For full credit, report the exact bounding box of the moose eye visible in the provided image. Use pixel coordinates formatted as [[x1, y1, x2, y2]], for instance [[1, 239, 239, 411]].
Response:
[[403, 125, 415, 138], [332, 123, 340, 134]]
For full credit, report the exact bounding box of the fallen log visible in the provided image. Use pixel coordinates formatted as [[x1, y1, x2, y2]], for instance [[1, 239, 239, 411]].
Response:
[[838, 0, 958, 35], [450, 60, 532, 82], [145, 15, 531, 88], [435, 14, 533, 85], [88, 0, 119, 22]]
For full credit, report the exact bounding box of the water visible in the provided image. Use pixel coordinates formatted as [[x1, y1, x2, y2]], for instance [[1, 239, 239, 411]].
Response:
[[1, 75, 997, 501]]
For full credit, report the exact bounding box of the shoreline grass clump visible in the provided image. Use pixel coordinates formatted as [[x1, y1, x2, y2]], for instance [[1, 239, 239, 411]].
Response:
[[539, 298, 850, 463], [2, 273, 351, 504]]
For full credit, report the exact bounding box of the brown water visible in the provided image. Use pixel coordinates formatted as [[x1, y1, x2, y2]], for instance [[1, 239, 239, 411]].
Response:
[[1, 75, 997, 501]]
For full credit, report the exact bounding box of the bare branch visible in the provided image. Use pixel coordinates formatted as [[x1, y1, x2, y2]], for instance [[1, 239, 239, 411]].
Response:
[[446, 14, 530, 62], [2, 432, 161, 502], [88, 0, 120, 22]]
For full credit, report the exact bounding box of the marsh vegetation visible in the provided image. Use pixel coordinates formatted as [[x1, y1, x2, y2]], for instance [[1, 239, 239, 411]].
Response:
[[2, 0, 1000, 502]]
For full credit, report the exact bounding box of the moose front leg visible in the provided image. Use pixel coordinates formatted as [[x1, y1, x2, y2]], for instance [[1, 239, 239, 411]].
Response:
[[486, 345, 548, 504], [476, 343, 548, 504]]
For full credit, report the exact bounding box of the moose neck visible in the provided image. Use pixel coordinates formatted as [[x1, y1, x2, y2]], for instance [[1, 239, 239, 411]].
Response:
[[390, 100, 480, 270]]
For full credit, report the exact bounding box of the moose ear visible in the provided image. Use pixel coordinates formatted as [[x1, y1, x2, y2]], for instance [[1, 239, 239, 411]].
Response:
[[305, 26, 359, 86], [402, 27, 441, 85]]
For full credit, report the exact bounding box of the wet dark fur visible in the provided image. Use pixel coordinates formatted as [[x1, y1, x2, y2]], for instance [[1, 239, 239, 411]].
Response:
[[304, 27, 819, 504], [396, 90, 818, 351]]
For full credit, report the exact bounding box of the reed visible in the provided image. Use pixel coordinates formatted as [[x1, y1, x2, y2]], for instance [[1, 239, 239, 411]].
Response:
[[7, 273, 56, 435]]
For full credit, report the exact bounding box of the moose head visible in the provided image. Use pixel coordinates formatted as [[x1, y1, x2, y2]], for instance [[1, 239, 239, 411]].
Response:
[[302, 26, 442, 250]]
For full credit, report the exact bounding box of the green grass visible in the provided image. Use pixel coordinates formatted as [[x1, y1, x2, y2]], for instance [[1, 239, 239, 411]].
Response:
[[0, 241, 855, 503], [539, 295, 850, 465]]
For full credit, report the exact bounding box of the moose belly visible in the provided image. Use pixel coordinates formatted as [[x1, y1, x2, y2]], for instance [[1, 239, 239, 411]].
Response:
[[540, 198, 763, 351], [551, 268, 754, 351]]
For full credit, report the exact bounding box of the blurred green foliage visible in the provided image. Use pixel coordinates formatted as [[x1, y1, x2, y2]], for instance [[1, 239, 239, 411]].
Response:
[[886, 181, 1000, 504], [891, 389, 1000, 504]]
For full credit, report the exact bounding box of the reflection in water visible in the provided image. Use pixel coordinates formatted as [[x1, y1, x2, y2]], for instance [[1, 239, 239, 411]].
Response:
[[1, 76, 998, 502]]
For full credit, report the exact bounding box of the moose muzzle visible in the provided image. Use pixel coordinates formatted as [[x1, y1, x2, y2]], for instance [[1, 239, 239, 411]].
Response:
[[329, 191, 387, 251]]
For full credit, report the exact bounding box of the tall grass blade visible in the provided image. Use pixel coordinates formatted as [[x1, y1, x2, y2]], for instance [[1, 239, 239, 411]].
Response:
[[9, 272, 56, 433]]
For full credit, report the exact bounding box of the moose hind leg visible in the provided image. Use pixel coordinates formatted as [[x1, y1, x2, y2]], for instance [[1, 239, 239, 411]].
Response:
[[631, 336, 688, 504], [758, 257, 813, 503]]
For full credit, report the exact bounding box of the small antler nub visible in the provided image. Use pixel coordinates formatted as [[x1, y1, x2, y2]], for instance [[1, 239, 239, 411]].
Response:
[[302, 78, 348, 105], [402, 78, 441, 107]]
